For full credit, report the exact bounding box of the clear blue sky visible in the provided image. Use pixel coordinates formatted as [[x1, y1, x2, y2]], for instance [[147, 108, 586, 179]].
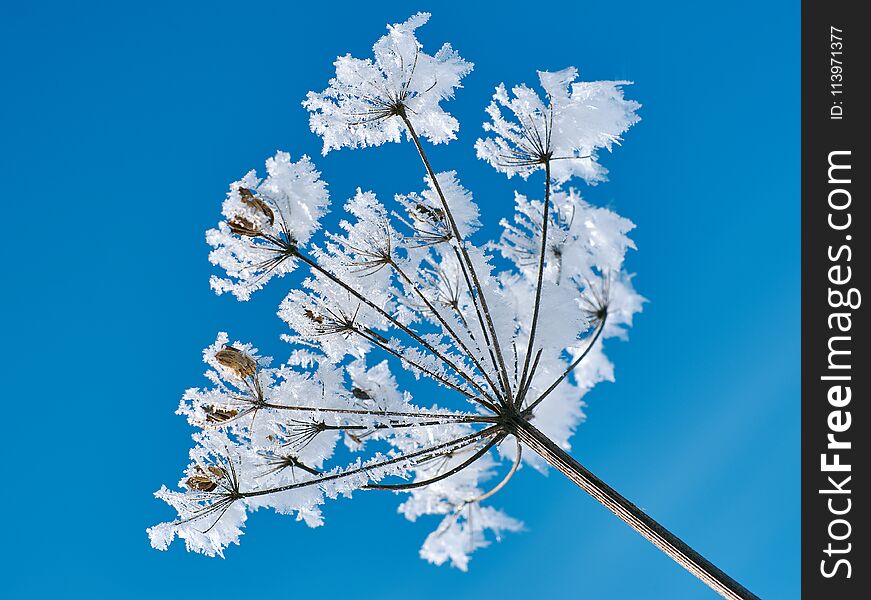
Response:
[[0, 1, 798, 598]]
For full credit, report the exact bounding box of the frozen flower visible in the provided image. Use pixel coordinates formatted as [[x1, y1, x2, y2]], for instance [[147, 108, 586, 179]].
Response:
[[304, 12, 473, 153], [147, 13, 724, 587], [207, 152, 329, 300], [476, 67, 640, 184]]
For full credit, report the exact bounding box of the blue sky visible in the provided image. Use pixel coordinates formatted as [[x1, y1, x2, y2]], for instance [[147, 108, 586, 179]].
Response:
[[0, 1, 798, 598]]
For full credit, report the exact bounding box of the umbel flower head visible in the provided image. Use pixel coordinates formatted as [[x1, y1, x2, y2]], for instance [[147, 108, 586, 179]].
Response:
[[152, 12, 654, 574], [303, 12, 473, 153], [207, 152, 329, 300], [476, 67, 641, 184]]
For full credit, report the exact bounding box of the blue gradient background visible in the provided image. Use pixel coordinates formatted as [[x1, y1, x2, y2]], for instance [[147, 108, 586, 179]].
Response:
[[0, 1, 798, 598]]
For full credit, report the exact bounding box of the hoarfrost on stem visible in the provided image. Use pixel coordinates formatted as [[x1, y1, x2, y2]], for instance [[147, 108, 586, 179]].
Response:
[[153, 13, 644, 570]]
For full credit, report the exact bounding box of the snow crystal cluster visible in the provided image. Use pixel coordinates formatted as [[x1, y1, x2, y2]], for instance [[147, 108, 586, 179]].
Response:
[[151, 12, 643, 569]]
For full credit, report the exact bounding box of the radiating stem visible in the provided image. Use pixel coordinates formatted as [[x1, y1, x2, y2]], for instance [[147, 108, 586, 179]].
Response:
[[453, 246, 508, 400], [365, 433, 504, 491], [517, 159, 551, 406], [508, 417, 759, 600], [391, 260, 503, 404], [295, 251, 495, 409], [257, 403, 491, 422], [524, 315, 606, 415], [399, 112, 514, 408], [353, 325, 500, 413], [243, 426, 499, 498], [322, 419, 490, 432]]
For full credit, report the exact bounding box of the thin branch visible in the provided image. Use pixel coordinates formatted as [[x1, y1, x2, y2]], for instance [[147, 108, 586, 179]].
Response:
[[242, 426, 501, 499], [516, 349, 542, 410], [425, 436, 521, 538], [257, 403, 496, 423], [323, 419, 494, 432], [453, 246, 510, 401], [295, 251, 497, 410], [465, 436, 521, 504], [391, 260, 504, 404], [364, 432, 505, 490], [524, 315, 607, 415], [516, 159, 552, 407], [399, 112, 515, 408], [353, 325, 501, 413]]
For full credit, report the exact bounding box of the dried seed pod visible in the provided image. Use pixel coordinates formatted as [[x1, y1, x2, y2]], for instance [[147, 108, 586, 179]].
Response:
[[185, 465, 228, 492], [304, 308, 325, 324], [351, 387, 372, 400], [415, 203, 445, 223], [207, 466, 228, 480], [203, 405, 239, 424], [242, 196, 274, 227], [186, 474, 218, 492], [239, 187, 274, 225], [228, 216, 261, 237], [215, 345, 257, 378], [228, 187, 274, 236]]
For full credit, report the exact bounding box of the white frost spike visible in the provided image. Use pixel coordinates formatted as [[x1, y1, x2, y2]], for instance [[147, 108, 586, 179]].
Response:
[[304, 12, 473, 153], [476, 67, 641, 184], [420, 505, 523, 571], [207, 152, 329, 300]]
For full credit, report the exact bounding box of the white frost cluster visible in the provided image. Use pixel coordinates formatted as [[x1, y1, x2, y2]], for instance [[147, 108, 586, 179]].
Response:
[[304, 13, 473, 153], [476, 67, 641, 184], [153, 13, 643, 570], [207, 152, 329, 301]]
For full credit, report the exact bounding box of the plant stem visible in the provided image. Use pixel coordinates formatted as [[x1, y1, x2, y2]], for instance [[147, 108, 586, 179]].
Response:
[[257, 403, 490, 422], [294, 251, 495, 407], [390, 260, 504, 404], [243, 426, 499, 499], [452, 246, 507, 400], [352, 324, 500, 413], [517, 159, 551, 405], [365, 433, 504, 491], [507, 417, 759, 600], [524, 315, 607, 415], [399, 112, 515, 407]]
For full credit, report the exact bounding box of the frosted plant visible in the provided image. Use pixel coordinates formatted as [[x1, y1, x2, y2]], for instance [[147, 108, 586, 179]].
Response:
[[151, 13, 757, 600]]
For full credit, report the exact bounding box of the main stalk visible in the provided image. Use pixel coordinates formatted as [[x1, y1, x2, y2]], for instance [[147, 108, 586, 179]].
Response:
[[507, 417, 759, 600]]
